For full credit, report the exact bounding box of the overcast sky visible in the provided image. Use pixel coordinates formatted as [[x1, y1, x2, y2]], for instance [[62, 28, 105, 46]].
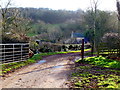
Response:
[[0, 0, 118, 11]]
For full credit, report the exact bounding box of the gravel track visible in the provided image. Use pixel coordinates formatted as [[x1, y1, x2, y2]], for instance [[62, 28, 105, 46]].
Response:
[[1, 53, 81, 88]]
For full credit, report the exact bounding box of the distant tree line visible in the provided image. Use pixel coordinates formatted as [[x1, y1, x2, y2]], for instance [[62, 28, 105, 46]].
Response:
[[1, 6, 119, 44]]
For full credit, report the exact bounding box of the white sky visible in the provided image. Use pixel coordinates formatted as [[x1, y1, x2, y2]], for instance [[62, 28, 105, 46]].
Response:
[[0, 0, 118, 11]]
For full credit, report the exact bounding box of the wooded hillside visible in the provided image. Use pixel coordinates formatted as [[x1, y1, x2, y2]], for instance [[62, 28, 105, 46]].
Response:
[[1, 7, 119, 44], [21, 8, 118, 42]]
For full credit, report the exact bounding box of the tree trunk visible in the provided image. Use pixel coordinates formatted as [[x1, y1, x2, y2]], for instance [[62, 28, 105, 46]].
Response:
[[117, 0, 120, 56]]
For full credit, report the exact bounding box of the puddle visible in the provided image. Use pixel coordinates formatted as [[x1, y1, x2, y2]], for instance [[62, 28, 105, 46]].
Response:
[[37, 60, 46, 64], [74, 56, 89, 62], [74, 57, 81, 61], [75, 57, 81, 60], [52, 66, 64, 69]]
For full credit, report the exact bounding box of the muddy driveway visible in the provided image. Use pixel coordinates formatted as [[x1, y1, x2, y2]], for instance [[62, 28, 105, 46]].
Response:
[[1, 53, 81, 88]]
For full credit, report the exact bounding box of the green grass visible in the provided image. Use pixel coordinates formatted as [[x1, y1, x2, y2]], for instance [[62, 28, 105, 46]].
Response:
[[76, 56, 120, 69], [71, 58, 120, 88], [72, 70, 120, 88], [82, 56, 120, 69], [71, 54, 120, 88], [67, 49, 91, 53], [1, 59, 36, 75]]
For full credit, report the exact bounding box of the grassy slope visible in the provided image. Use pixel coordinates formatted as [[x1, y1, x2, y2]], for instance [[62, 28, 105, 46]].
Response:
[[70, 56, 120, 88]]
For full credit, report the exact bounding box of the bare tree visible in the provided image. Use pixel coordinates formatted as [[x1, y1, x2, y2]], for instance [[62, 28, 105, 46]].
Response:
[[0, 0, 31, 43], [0, 0, 11, 32], [117, 0, 120, 35], [89, 0, 99, 54], [0, 0, 12, 43], [116, 0, 120, 56], [117, 0, 120, 20]]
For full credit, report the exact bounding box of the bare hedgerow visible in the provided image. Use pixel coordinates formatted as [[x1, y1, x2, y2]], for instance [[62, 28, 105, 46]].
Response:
[[102, 33, 120, 49]]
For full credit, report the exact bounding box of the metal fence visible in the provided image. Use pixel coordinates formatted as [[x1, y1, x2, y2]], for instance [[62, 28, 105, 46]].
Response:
[[0, 43, 29, 64]]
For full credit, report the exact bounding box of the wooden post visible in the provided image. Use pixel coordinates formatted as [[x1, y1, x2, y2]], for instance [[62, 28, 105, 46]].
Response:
[[91, 43, 94, 56], [4, 45, 5, 63], [13, 44, 14, 62], [21, 45, 23, 61], [81, 39, 84, 60]]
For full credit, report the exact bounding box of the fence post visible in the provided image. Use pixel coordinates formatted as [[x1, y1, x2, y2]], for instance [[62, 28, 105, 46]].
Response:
[[13, 44, 14, 62], [0, 45, 1, 64], [81, 39, 84, 60], [21, 45, 23, 61], [4, 45, 5, 63]]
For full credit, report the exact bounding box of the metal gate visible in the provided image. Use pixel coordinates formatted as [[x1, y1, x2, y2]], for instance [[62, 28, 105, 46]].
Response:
[[0, 43, 29, 64]]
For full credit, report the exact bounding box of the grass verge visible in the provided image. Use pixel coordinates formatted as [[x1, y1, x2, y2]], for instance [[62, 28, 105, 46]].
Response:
[[77, 56, 120, 69], [69, 56, 120, 88]]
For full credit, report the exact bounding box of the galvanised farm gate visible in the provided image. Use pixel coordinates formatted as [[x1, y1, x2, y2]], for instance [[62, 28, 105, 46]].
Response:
[[0, 43, 29, 64]]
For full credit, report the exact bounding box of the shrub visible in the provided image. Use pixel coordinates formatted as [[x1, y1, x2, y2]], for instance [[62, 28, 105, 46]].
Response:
[[2, 33, 29, 43], [68, 45, 74, 50], [62, 45, 67, 51], [102, 33, 120, 49]]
